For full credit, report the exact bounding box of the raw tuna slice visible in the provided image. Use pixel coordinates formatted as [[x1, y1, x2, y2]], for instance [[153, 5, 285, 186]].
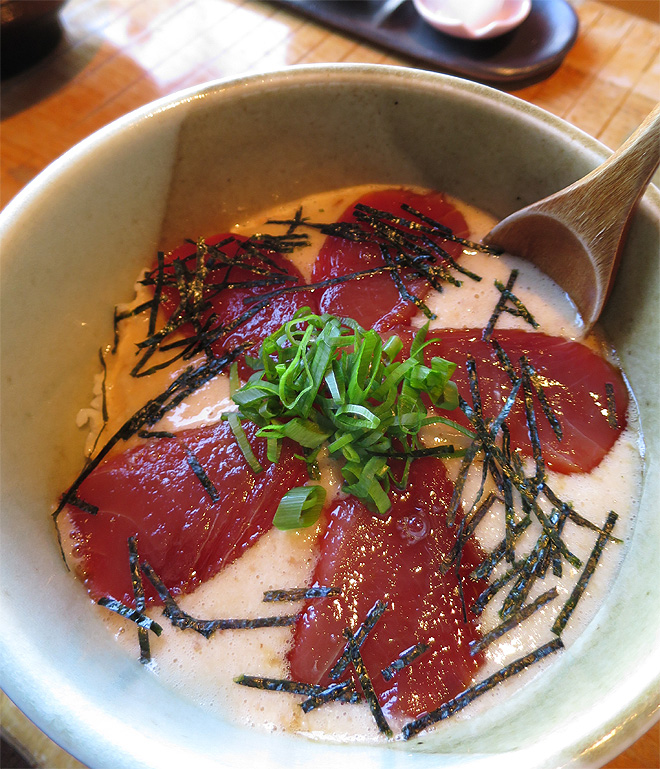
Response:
[[392, 327, 629, 474], [152, 234, 319, 374], [288, 457, 486, 722], [62, 421, 308, 605], [312, 188, 469, 332]]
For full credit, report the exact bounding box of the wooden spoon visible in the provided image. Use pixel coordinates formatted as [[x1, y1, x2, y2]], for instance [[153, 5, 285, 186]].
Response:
[[484, 103, 660, 333]]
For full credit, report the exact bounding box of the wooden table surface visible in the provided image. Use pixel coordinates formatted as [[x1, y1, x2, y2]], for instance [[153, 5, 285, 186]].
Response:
[[1, 0, 658, 767]]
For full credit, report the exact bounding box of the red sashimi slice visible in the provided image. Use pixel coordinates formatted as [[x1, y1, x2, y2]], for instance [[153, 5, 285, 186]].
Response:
[[62, 421, 308, 605], [155, 234, 318, 375], [288, 457, 486, 722], [391, 327, 629, 475], [312, 188, 469, 332]]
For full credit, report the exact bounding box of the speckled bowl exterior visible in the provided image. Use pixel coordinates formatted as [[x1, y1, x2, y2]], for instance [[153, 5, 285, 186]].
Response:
[[1, 64, 658, 769]]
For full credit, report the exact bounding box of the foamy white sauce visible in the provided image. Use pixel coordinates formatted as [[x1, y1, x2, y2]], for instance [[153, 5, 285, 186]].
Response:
[[85, 185, 643, 740]]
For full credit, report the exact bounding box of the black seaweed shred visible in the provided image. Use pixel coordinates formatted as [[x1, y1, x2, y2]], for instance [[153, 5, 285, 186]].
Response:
[[241, 265, 391, 307], [494, 277, 539, 328], [266, 200, 487, 316], [329, 600, 388, 680], [471, 515, 531, 583], [234, 674, 357, 702], [234, 675, 322, 695], [301, 680, 362, 713], [483, 269, 519, 342], [401, 638, 564, 740], [469, 587, 558, 655], [552, 512, 618, 636], [441, 491, 500, 576], [128, 535, 152, 663], [262, 586, 342, 602], [378, 243, 435, 319], [499, 508, 561, 621], [343, 628, 393, 737], [444, 348, 614, 627], [53, 346, 245, 524], [520, 357, 546, 487], [149, 251, 166, 338], [85, 349, 110, 460], [137, 429, 176, 439], [182, 445, 220, 503], [483, 268, 539, 343], [398, 202, 499, 255], [471, 559, 526, 616], [605, 382, 619, 428], [66, 493, 99, 516], [234, 675, 360, 712], [522, 357, 563, 442], [140, 561, 298, 638], [97, 596, 163, 636], [381, 642, 430, 681]]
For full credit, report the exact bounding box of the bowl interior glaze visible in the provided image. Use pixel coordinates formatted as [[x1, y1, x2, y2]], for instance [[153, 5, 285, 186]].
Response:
[[1, 65, 658, 769]]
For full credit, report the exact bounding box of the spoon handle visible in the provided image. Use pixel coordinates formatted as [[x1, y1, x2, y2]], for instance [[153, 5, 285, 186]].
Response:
[[534, 102, 660, 245]]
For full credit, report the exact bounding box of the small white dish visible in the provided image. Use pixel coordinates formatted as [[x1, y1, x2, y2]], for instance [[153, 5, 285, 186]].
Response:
[[412, 0, 532, 39]]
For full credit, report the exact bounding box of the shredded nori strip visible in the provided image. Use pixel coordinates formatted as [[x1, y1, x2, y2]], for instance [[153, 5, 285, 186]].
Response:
[[471, 559, 526, 616], [494, 277, 539, 329], [262, 586, 341, 602], [542, 484, 622, 544], [128, 535, 152, 663], [398, 202, 499, 255], [482, 269, 519, 342], [129, 232, 305, 378], [605, 382, 619, 428], [402, 638, 564, 740], [471, 515, 531, 582], [65, 493, 99, 516], [458, 383, 583, 573], [552, 511, 618, 636], [520, 357, 546, 487], [469, 587, 558, 655], [371, 444, 458, 460], [240, 265, 393, 307], [441, 491, 500, 574], [234, 675, 359, 711], [499, 514, 559, 621], [301, 680, 362, 712], [183, 445, 220, 502], [97, 596, 163, 636], [149, 251, 166, 338], [343, 628, 392, 737], [141, 561, 298, 638], [266, 200, 487, 315], [329, 599, 388, 680], [96, 348, 109, 425], [378, 243, 435, 319], [381, 642, 430, 681], [53, 346, 244, 524]]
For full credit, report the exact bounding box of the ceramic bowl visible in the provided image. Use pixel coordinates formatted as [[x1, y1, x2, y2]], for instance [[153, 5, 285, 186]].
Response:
[[1, 64, 658, 769]]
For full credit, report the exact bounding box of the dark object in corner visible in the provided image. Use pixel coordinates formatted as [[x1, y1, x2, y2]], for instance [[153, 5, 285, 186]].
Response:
[[1, 1, 66, 79]]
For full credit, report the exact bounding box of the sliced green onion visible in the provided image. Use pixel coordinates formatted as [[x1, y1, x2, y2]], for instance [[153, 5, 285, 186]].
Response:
[[273, 486, 327, 530], [226, 411, 262, 473], [231, 312, 461, 515]]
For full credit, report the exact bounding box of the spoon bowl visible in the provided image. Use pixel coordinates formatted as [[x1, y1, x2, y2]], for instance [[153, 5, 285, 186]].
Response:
[[484, 103, 660, 332]]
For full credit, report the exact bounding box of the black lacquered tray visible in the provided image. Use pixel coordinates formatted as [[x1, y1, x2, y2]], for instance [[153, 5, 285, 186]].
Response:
[[274, 0, 579, 88]]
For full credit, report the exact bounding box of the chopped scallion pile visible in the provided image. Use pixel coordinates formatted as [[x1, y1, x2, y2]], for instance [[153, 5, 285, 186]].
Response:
[[229, 310, 469, 523]]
